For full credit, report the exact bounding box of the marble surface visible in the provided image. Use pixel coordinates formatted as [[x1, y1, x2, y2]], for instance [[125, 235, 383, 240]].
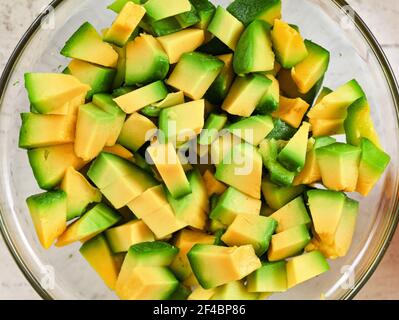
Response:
[[0, 0, 398, 300]]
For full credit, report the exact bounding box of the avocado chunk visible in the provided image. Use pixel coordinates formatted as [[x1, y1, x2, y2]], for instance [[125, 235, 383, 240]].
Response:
[[307, 189, 346, 245], [286, 251, 329, 288], [234, 20, 274, 75], [203, 170, 227, 196], [278, 122, 310, 172], [187, 244, 261, 289], [256, 74, 280, 114], [112, 86, 135, 97], [157, 28, 205, 64], [26, 190, 67, 249], [247, 261, 287, 293], [159, 100, 205, 144], [222, 74, 271, 117], [60, 167, 102, 221], [64, 59, 116, 100], [356, 138, 390, 196], [267, 118, 297, 140], [127, 185, 168, 217], [344, 97, 381, 147], [79, 234, 121, 290], [104, 2, 145, 47], [166, 169, 209, 230], [56, 203, 121, 247], [141, 15, 184, 37], [270, 196, 311, 233], [147, 142, 192, 198], [208, 6, 245, 50], [198, 36, 233, 56], [125, 34, 169, 85], [272, 96, 310, 129], [92, 93, 126, 146], [215, 143, 263, 199], [28, 143, 87, 190], [291, 40, 330, 94], [19, 113, 76, 149], [210, 131, 242, 165], [144, 0, 191, 21], [228, 115, 274, 146], [111, 45, 127, 89], [190, 0, 216, 29], [118, 113, 157, 151], [261, 177, 306, 210], [271, 20, 308, 68], [188, 287, 216, 300], [75, 103, 116, 161], [227, 0, 281, 26], [170, 229, 215, 281], [267, 224, 311, 261], [61, 22, 119, 68], [211, 281, 259, 300], [175, 4, 201, 28], [103, 144, 134, 160], [210, 187, 261, 225], [166, 52, 224, 100], [205, 54, 235, 104], [198, 113, 228, 146], [316, 142, 361, 192], [221, 214, 277, 256], [24, 73, 90, 114]]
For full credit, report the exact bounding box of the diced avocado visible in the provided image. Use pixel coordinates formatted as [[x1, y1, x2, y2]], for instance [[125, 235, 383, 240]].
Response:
[[191, 0, 216, 29], [278, 122, 310, 172], [187, 244, 261, 289], [227, 0, 281, 26], [256, 74, 279, 114], [170, 229, 215, 281], [79, 234, 120, 290], [75, 103, 116, 161], [210, 131, 242, 165], [310, 119, 344, 137], [166, 52, 224, 100], [103, 143, 135, 160], [144, 0, 191, 21], [19, 113, 75, 149], [141, 15, 183, 37], [307, 189, 346, 245], [271, 20, 308, 68], [291, 40, 330, 94], [198, 37, 233, 56], [308, 79, 365, 119], [221, 214, 277, 256], [60, 167, 102, 220], [316, 143, 361, 192], [112, 45, 126, 89], [211, 281, 259, 300], [116, 82, 167, 114], [24, 73, 90, 114], [125, 34, 169, 85], [104, 2, 145, 47], [188, 287, 216, 300], [203, 170, 227, 196], [26, 190, 67, 249], [286, 251, 329, 288], [344, 97, 381, 147], [247, 261, 287, 293], [228, 115, 274, 146], [56, 203, 121, 247], [166, 169, 209, 229], [112, 86, 135, 97], [105, 220, 154, 253], [272, 96, 310, 129], [64, 59, 116, 100], [315, 87, 333, 104], [222, 74, 271, 117], [270, 196, 311, 233], [208, 6, 245, 50], [210, 187, 261, 225], [267, 118, 296, 140], [175, 4, 201, 28], [215, 143, 263, 199], [198, 113, 228, 146], [28, 144, 87, 190], [262, 178, 306, 210], [61, 22, 119, 68], [147, 142, 192, 198], [268, 224, 311, 261], [205, 54, 235, 104], [108, 0, 143, 13], [92, 93, 126, 146], [118, 113, 156, 152], [357, 138, 390, 196], [128, 185, 168, 217], [159, 100, 205, 144]]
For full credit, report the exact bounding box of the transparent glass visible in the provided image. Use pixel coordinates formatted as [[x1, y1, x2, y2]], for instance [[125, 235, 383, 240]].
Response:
[[0, 0, 398, 300]]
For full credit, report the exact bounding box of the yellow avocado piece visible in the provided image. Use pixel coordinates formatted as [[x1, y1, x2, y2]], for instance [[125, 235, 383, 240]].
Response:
[[48, 92, 86, 116], [127, 185, 168, 218], [310, 118, 345, 137], [153, 91, 185, 108], [272, 96, 310, 128], [203, 170, 227, 196], [294, 140, 320, 186], [104, 2, 146, 47], [188, 287, 216, 300], [158, 28, 205, 64], [103, 144, 134, 161], [210, 132, 242, 165]]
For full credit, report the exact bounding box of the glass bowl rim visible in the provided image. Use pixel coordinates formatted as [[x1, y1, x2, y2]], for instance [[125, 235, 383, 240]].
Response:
[[0, 0, 398, 300]]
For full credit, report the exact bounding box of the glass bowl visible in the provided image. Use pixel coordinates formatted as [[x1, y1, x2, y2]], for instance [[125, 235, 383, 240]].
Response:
[[0, 0, 398, 300]]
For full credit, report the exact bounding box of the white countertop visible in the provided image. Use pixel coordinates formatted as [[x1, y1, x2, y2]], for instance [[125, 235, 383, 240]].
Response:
[[0, 0, 398, 300]]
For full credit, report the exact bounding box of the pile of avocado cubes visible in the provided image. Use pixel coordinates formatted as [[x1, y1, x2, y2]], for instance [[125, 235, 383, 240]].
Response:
[[20, 0, 391, 300]]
